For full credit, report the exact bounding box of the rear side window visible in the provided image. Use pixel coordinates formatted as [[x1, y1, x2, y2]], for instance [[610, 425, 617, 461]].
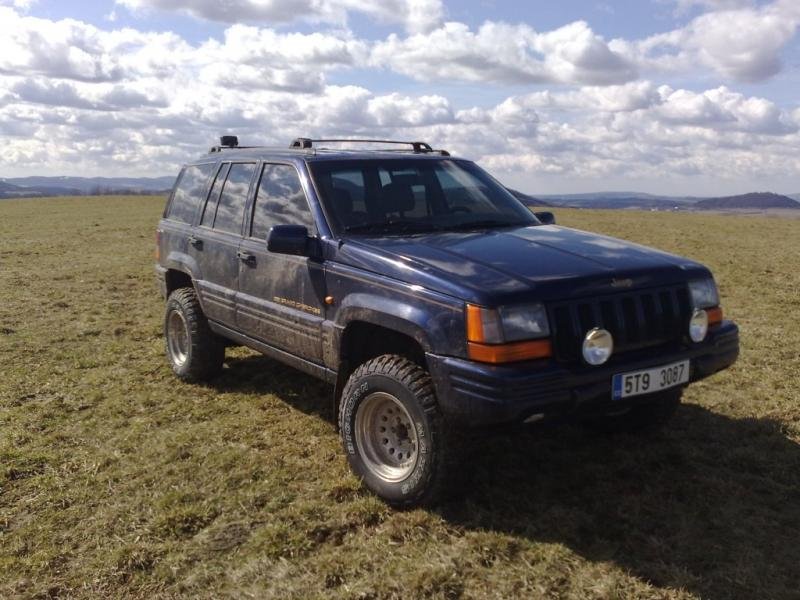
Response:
[[167, 163, 214, 224], [213, 163, 255, 235], [250, 164, 315, 239], [200, 164, 228, 228]]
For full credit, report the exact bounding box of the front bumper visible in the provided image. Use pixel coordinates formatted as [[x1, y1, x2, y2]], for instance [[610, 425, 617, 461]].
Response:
[[426, 321, 739, 427]]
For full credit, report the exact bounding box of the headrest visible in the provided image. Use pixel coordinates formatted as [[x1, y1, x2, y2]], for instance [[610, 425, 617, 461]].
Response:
[[331, 187, 353, 214], [381, 182, 415, 213]]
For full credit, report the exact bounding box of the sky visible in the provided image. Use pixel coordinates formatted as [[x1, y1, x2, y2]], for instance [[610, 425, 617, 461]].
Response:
[[0, 0, 798, 195]]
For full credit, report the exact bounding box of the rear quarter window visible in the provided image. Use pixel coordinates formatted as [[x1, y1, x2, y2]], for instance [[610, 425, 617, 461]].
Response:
[[166, 163, 215, 224]]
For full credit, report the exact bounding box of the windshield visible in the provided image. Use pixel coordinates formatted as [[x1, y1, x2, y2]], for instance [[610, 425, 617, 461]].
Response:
[[308, 158, 538, 236]]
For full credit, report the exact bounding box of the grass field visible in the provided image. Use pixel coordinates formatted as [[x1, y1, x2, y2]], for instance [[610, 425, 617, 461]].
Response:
[[1, 195, 799, 599]]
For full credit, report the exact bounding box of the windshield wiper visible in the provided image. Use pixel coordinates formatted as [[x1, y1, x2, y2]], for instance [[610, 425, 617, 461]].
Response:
[[446, 219, 525, 231], [343, 219, 444, 234]]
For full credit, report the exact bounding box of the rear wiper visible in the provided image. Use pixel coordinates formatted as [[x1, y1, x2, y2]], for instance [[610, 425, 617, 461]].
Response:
[[343, 220, 443, 234]]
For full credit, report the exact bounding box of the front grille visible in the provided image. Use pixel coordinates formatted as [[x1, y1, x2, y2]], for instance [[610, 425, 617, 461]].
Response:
[[548, 284, 692, 363]]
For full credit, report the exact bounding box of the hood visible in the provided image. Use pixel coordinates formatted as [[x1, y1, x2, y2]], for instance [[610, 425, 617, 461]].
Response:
[[336, 225, 709, 305]]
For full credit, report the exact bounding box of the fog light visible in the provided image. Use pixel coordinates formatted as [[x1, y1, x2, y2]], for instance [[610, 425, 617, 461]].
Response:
[[689, 308, 709, 343], [582, 328, 613, 365]]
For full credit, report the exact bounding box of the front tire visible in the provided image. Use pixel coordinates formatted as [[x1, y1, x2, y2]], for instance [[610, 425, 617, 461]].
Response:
[[338, 355, 458, 507], [164, 287, 224, 382]]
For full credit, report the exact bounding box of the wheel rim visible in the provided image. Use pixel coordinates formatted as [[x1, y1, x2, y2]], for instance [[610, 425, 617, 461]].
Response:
[[166, 309, 189, 367], [355, 392, 419, 483]]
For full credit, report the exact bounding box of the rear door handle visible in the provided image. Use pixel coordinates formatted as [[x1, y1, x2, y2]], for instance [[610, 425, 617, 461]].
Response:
[[188, 235, 203, 249], [237, 250, 256, 265]]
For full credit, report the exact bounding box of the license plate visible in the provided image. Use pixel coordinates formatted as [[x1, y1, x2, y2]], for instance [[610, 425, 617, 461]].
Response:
[[612, 360, 690, 400]]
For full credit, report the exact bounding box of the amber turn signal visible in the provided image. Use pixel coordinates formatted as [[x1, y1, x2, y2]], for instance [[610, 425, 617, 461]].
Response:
[[467, 339, 553, 364], [466, 304, 485, 342], [707, 306, 723, 326]]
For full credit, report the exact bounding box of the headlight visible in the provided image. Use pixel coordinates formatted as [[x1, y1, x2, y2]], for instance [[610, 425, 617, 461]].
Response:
[[689, 278, 719, 309], [467, 303, 550, 343], [689, 308, 709, 343]]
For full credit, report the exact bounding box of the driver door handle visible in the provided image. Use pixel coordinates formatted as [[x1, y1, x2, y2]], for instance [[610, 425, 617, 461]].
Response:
[[237, 250, 256, 265]]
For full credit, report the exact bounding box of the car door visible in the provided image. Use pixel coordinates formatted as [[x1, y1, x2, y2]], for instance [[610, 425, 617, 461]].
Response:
[[188, 161, 256, 327], [160, 162, 216, 277], [236, 162, 326, 362]]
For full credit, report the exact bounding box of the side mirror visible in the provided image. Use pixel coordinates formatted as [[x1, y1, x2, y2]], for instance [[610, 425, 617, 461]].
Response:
[[534, 211, 556, 225], [267, 224, 314, 257]]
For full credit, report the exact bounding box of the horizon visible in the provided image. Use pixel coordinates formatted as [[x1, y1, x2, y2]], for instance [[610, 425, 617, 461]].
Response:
[[0, 1, 799, 195], [2, 174, 798, 200]]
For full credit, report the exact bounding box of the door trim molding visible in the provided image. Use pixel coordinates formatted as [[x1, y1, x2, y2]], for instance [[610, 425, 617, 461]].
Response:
[[208, 321, 336, 384]]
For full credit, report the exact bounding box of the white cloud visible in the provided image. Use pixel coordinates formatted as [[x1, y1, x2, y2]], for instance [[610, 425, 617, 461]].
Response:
[[116, 0, 444, 33], [655, 86, 797, 134], [366, 93, 453, 127], [489, 82, 797, 135], [0, 0, 36, 9], [371, 20, 638, 85], [0, 7, 190, 82], [0, 8, 362, 94], [0, 3, 797, 194], [11, 79, 99, 110], [519, 81, 662, 113], [616, 1, 800, 82], [672, 0, 755, 13], [195, 25, 366, 92]]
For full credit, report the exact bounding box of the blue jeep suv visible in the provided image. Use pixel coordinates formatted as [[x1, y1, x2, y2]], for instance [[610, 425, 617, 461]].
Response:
[[155, 137, 739, 506]]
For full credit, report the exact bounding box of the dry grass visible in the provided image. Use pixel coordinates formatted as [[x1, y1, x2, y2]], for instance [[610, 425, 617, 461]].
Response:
[[1, 196, 798, 599]]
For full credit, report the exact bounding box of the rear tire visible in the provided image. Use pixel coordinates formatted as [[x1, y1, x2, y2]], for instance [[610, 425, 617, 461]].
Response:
[[164, 287, 224, 382], [582, 388, 682, 434], [338, 355, 461, 507]]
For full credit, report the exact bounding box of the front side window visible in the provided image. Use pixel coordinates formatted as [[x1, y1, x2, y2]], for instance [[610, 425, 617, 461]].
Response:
[[213, 163, 255, 235], [309, 159, 537, 236], [251, 164, 315, 239], [167, 163, 214, 224]]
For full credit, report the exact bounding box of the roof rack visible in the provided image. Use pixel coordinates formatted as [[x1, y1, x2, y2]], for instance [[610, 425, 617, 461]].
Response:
[[290, 138, 450, 156], [207, 136, 451, 156], [209, 135, 311, 154]]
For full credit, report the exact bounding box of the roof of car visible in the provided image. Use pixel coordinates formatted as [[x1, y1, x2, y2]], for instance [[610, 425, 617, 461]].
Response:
[[187, 138, 459, 165]]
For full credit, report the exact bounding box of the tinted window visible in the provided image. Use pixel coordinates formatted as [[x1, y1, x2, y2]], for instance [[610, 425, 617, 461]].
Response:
[[309, 159, 536, 235], [167, 163, 214, 224], [213, 163, 255, 235], [377, 167, 430, 218], [200, 164, 228, 228], [435, 162, 496, 212], [251, 164, 314, 239], [331, 170, 366, 212]]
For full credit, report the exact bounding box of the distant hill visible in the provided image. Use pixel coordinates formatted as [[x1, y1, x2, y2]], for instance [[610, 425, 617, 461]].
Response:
[[694, 192, 800, 210], [506, 188, 551, 207], [789, 193, 800, 202], [0, 176, 174, 199], [539, 191, 666, 202], [0, 180, 82, 199], [532, 190, 800, 211], [4, 176, 174, 193], [539, 194, 694, 210]]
